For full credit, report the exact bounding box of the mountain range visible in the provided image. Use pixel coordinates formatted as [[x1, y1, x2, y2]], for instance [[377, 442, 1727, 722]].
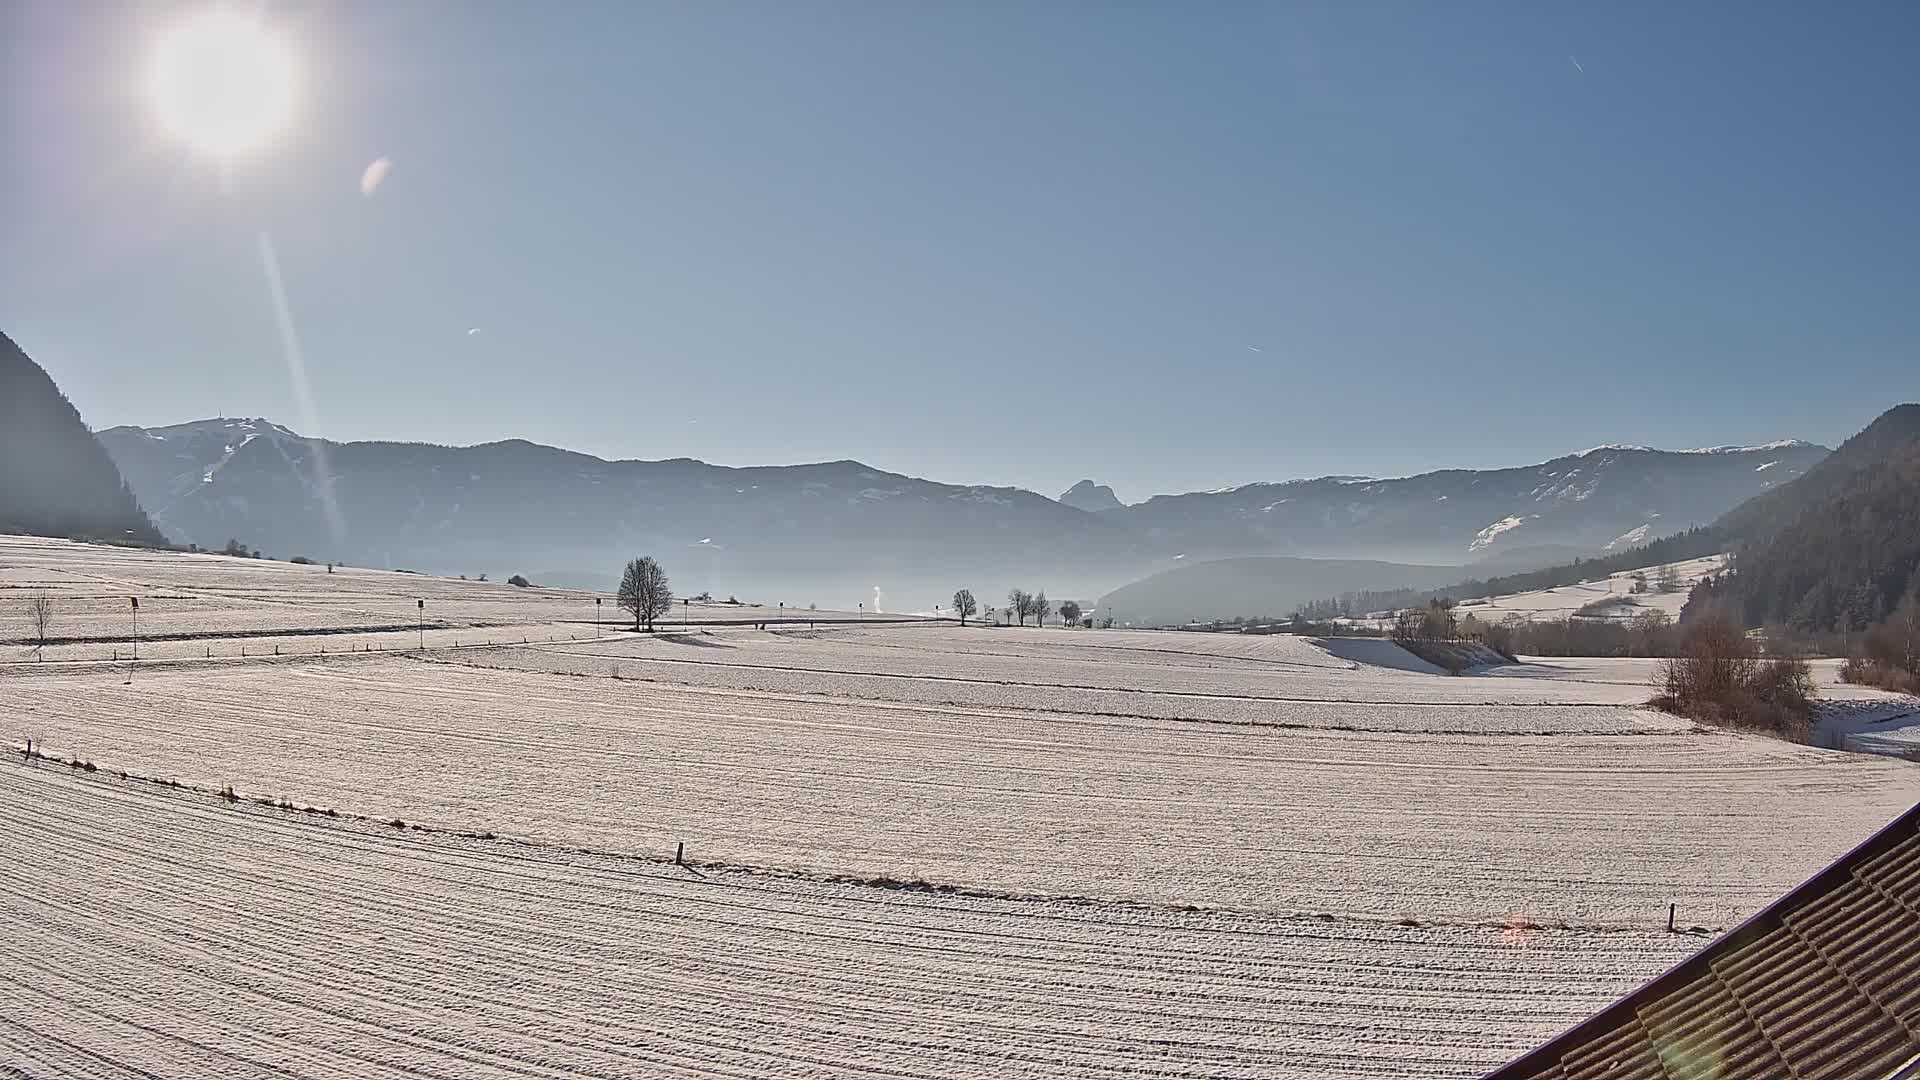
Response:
[[97, 418, 1143, 608], [95, 414, 1826, 611], [1091, 440, 1826, 565], [1103, 404, 1920, 631]]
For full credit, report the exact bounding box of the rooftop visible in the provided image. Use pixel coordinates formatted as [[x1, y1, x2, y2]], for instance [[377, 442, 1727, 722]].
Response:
[[1485, 801, 1920, 1080]]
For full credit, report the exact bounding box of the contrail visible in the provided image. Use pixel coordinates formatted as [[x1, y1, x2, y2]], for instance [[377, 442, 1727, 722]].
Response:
[[1570, 56, 1584, 73], [256, 231, 346, 546]]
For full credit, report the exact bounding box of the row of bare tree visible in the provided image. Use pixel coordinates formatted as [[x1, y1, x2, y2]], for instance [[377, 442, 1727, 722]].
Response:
[[948, 588, 1083, 628]]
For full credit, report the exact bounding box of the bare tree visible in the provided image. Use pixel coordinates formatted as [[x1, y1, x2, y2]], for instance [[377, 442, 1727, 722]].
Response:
[[618, 556, 673, 632], [27, 592, 54, 658], [1058, 600, 1083, 627], [1007, 589, 1030, 626], [1392, 599, 1456, 642], [951, 589, 978, 626], [1627, 609, 1672, 658], [1033, 591, 1052, 627], [1654, 562, 1682, 594]]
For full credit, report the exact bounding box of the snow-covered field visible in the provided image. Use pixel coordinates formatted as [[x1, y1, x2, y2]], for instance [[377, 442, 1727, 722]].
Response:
[[0, 534, 894, 662], [0, 765, 1697, 1080], [1451, 554, 1728, 624], [3, 539, 1919, 1077]]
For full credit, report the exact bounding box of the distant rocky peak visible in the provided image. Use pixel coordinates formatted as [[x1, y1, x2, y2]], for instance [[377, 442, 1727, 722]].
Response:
[[1059, 479, 1123, 513]]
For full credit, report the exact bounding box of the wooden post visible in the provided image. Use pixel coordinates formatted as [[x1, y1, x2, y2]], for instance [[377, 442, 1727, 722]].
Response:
[[1668, 903, 1676, 933], [675, 841, 684, 866]]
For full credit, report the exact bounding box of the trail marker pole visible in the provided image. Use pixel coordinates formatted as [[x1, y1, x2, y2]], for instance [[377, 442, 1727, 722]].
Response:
[[417, 599, 425, 650], [129, 597, 139, 661], [675, 841, 684, 866], [596, 597, 602, 638], [1668, 904, 1676, 933]]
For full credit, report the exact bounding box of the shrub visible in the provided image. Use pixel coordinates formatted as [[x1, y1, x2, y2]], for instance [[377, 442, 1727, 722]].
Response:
[[1458, 614, 1517, 661], [507, 574, 531, 588], [1575, 596, 1631, 618], [290, 555, 314, 565], [1651, 611, 1815, 741], [1841, 656, 1920, 695]]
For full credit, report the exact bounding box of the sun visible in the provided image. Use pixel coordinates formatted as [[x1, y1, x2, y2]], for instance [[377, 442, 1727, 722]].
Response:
[[149, 10, 296, 157]]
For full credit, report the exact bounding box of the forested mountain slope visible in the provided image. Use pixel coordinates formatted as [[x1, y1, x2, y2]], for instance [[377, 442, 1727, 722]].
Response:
[[0, 332, 162, 545]]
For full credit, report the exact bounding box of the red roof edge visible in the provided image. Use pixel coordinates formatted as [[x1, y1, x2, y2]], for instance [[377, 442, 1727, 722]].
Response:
[[1482, 799, 1920, 1079]]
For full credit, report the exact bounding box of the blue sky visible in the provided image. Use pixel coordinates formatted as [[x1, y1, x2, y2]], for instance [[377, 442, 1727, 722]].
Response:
[[3, 1, 1915, 501]]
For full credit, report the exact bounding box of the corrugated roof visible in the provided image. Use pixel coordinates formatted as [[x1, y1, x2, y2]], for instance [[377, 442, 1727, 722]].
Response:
[[1486, 801, 1920, 1080]]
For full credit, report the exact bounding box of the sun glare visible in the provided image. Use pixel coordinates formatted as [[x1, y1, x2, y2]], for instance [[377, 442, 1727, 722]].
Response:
[[149, 10, 296, 157]]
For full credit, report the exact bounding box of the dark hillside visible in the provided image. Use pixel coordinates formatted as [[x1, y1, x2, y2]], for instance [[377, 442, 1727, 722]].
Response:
[[0, 331, 163, 545]]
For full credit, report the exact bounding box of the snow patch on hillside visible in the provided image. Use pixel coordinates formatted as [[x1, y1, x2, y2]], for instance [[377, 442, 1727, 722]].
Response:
[[201, 433, 260, 484], [1604, 522, 1653, 551], [1469, 515, 1531, 552], [1682, 439, 1813, 454]]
